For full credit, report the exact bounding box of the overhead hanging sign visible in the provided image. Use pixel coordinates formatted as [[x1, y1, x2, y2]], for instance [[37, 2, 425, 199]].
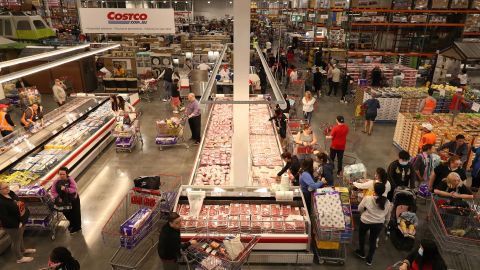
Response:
[[78, 8, 175, 34]]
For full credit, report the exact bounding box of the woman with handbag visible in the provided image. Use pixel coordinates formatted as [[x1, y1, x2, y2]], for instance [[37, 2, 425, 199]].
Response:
[[0, 182, 36, 263], [50, 167, 82, 234]]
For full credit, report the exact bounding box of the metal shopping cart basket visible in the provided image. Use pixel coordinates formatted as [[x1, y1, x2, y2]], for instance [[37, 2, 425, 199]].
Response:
[[155, 115, 189, 150], [18, 188, 63, 240], [139, 79, 157, 102], [429, 195, 480, 270], [112, 112, 143, 153], [102, 174, 181, 270], [182, 230, 259, 270], [310, 188, 354, 265]]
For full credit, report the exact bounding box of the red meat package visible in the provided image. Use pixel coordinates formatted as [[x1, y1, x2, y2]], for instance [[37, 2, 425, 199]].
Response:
[[196, 216, 208, 231], [217, 214, 228, 228], [239, 215, 251, 231], [281, 205, 291, 217], [218, 205, 230, 215], [261, 217, 272, 232], [182, 216, 197, 232], [178, 204, 190, 216], [251, 215, 262, 232], [208, 205, 218, 216], [250, 204, 261, 215], [291, 207, 301, 216], [208, 216, 218, 229], [228, 216, 240, 231], [240, 204, 251, 215], [271, 217, 284, 233], [200, 205, 209, 216], [261, 204, 271, 216], [270, 204, 281, 217], [229, 203, 241, 216]]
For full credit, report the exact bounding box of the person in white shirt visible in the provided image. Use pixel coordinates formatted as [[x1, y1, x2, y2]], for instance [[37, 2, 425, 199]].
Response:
[[301, 91, 316, 124], [289, 66, 298, 81], [328, 65, 341, 96], [219, 64, 231, 81], [265, 41, 272, 51], [353, 167, 391, 198], [52, 79, 67, 106], [355, 182, 390, 266], [458, 69, 468, 86], [197, 62, 210, 71]]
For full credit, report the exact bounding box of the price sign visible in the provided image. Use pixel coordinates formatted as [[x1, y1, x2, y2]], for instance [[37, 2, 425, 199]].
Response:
[[309, 14, 316, 18], [52, 130, 58, 135], [62, 124, 67, 128], [88, 107, 92, 110], [472, 102, 480, 112]]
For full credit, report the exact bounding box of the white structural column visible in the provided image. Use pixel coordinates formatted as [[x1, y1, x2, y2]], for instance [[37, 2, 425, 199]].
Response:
[[231, 0, 251, 187]]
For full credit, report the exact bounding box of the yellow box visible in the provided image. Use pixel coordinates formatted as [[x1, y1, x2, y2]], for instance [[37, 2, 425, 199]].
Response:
[[316, 241, 340, 250]]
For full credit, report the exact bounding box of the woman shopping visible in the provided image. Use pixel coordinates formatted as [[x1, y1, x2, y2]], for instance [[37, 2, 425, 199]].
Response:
[[277, 152, 301, 186], [47, 246, 80, 270], [354, 182, 390, 266], [353, 167, 391, 199], [20, 103, 44, 129], [362, 93, 380, 135], [301, 91, 316, 124], [50, 167, 82, 234], [0, 182, 35, 264], [433, 172, 473, 199], [299, 158, 326, 213], [294, 124, 318, 160], [397, 239, 446, 270]]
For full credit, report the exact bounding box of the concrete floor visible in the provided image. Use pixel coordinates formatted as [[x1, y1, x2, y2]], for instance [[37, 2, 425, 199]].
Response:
[[0, 89, 437, 270]]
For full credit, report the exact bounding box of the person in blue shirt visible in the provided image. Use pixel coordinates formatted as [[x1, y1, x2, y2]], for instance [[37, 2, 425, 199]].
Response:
[[300, 157, 327, 213], [471, 146, 480, 192]]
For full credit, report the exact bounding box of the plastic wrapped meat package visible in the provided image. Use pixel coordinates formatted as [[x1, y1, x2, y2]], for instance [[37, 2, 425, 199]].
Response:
[[196, 215, 208, 231], [239, 204, 251, 215], [250, 204, 261, 216], [450, 0, 469, 9], [228, 216, 240, 232], [413, 0, 428, 9], [182, 215, 197, 232], [194, 165, 230, 186], [261, 204, 271, 216], [281, 205, 292, 217], [251, 215, 262, 233], [229, 203, 241, 216], [251, 166, 282, 187], [239, 215, 251, 231], [270, 204, 281, 216], [218, 205, 230, 215], [200, 148, 231, 166], [315, 192, 345, 230], [208, 205, 218, 216], [178, 204, 190, 216], [200, 205, 209, 217], [261, 217, 272, 232], [284, 215, 306, 233], [431, 0, 448, 8], [271, 217, 284, 233], [291, 207, 301, 216], [216, 214, 228, 229]]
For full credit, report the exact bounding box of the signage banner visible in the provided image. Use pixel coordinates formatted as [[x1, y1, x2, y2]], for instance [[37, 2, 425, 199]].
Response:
[[79, 8, 175, 34]]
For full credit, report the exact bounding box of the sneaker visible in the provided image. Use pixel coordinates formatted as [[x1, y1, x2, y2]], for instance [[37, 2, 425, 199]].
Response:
[[17, 257, 33, 264], [162, 99, 167, 102], [179, 107, 185, 112], [193, 141, 200, 145], [24, 249, 36, 254], [366, 260, 372, 266], [354, 249, 366, 259], [173, 110, 179, 114]]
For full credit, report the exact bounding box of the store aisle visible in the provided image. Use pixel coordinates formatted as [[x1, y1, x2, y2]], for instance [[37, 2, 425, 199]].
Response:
[[0, 91, 413, 270]]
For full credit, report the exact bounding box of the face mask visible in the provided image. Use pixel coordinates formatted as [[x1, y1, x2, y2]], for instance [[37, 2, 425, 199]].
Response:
[[418, 247, 424, 256], [399, 161, 409, 166]]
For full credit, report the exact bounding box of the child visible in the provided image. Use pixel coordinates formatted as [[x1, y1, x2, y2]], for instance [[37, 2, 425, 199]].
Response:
[[398, 209, 418, 239], [171, 79, 181, 114]]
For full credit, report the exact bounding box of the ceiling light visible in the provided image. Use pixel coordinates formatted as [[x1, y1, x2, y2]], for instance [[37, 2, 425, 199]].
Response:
[[207, 1, 210, 3], [0, 44, 91, 69], [0, 44, 120, 84]]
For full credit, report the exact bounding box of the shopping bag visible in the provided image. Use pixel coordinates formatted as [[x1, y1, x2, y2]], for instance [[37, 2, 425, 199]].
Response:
[[133, 176, 161, 190], [223, 235, 244, 260]]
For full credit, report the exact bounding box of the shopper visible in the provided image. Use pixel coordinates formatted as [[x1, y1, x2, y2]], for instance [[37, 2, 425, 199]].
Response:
[[299, 157, 326, 213], [52, 79, 67, 106], [387, 150, 415, 190], [197, 61, 210, 71], [418, 88, 437, 115], [113, 64, 125, 77], [158, 66, 178, 102], [117, 96, 135, 114], [47, 246, 80, 270], [397, 239, 446, 270], [171, 79, 181, 114], [289, 65, 298, 82], [328, 65, 341, 96], [258, 66, 267, 95], [270, 108, 287, 145], [458, 69, 468, 87], [449, 88, 469, 112], [20, 103, 44, 129], [0, 182, 35, 264], [301, 91, 316, 124], [186, 93, 201, 145], [313, 67, 323, 98], [438, 134, 469, 164], [326, 63, 333, 95], [418, 123, 436, 151], [471, 146, 480, 192], [315, 152, 334, 186], [294, 124, 318, 160], [433, 172, 473, 199], [413, 144, 436, 185], [340, 74, 353, 103], [327, 115, 349, 176], [371, 66, 382, 87], [0, 104, 15, 137], [277, 152, 301, 186], [354, 182, 390, 266], [353, 167, 391, 198], [184, 59, 193, 71], [158, 212, 194, 270], [219, 64, 231, 81], [50, 167, 82, 234], [109, 94, 118, 112], [279, 93, 291, 116], [429, 156, 466, 191], [362, 93, 380, 135]]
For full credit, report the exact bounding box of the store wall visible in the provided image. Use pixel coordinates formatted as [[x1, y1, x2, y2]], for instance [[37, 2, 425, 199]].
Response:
[[193, 0, 233, 20]]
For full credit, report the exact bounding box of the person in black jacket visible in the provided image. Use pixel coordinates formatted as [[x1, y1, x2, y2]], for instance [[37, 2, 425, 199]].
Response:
[[387, 151, 415, 200], [276, 152, 301, 186], [48, 246, 80, 270], [313, 67, 323, 98], [398, 239, 446, 270], [315, 152, 335, 186], [158, 212, 194, 270], [0, 182, 35, 263]]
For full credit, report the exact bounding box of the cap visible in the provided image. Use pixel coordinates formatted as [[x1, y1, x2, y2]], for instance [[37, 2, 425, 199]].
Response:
[[421, 123, 433, 131], [0, 104, 9, 109], [456, 88, 463, 92], [337, 115, 345, 123]]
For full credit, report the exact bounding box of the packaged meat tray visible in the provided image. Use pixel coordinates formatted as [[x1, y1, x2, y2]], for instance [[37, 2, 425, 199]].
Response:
[[270, 204, 281, 217], [250, 204, 261, 216], [239, 204, 251, 215], [261, 204, 271, 216], [178, 204, 190, 216], [261, 217, 272, 232], [229, 203, 241, 216], [271, 217, 284, 233], [239, 215, 251, 231], [251, 215, 263, 233], [281, 205, 292, 217], [228, 216, 240, 231]]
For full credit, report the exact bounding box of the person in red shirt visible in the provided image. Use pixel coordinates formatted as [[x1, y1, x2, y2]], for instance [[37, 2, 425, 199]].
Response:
[[449, 89, 469, 112], [398, 239, 446, 270], [326, 115, 349, 176]]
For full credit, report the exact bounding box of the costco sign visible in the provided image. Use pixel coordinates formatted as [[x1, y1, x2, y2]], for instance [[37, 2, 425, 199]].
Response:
[[79, 8, 174, 34]]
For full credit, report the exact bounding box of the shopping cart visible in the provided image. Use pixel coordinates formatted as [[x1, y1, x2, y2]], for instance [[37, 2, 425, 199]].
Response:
[[102, 174, 181, 270], [287, 79, 305, 96], [182, 230, 259, 270], [310, 188, 354, 265], [19, 190, 63, 240], [428, 195, 480, 270], [155, 115, 189, 150], [139, 79, 157, 102], [112, 112, 143, 153]]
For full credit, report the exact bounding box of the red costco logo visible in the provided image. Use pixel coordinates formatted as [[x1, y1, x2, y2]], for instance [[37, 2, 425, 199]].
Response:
[[107, 12, 148, 24]]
